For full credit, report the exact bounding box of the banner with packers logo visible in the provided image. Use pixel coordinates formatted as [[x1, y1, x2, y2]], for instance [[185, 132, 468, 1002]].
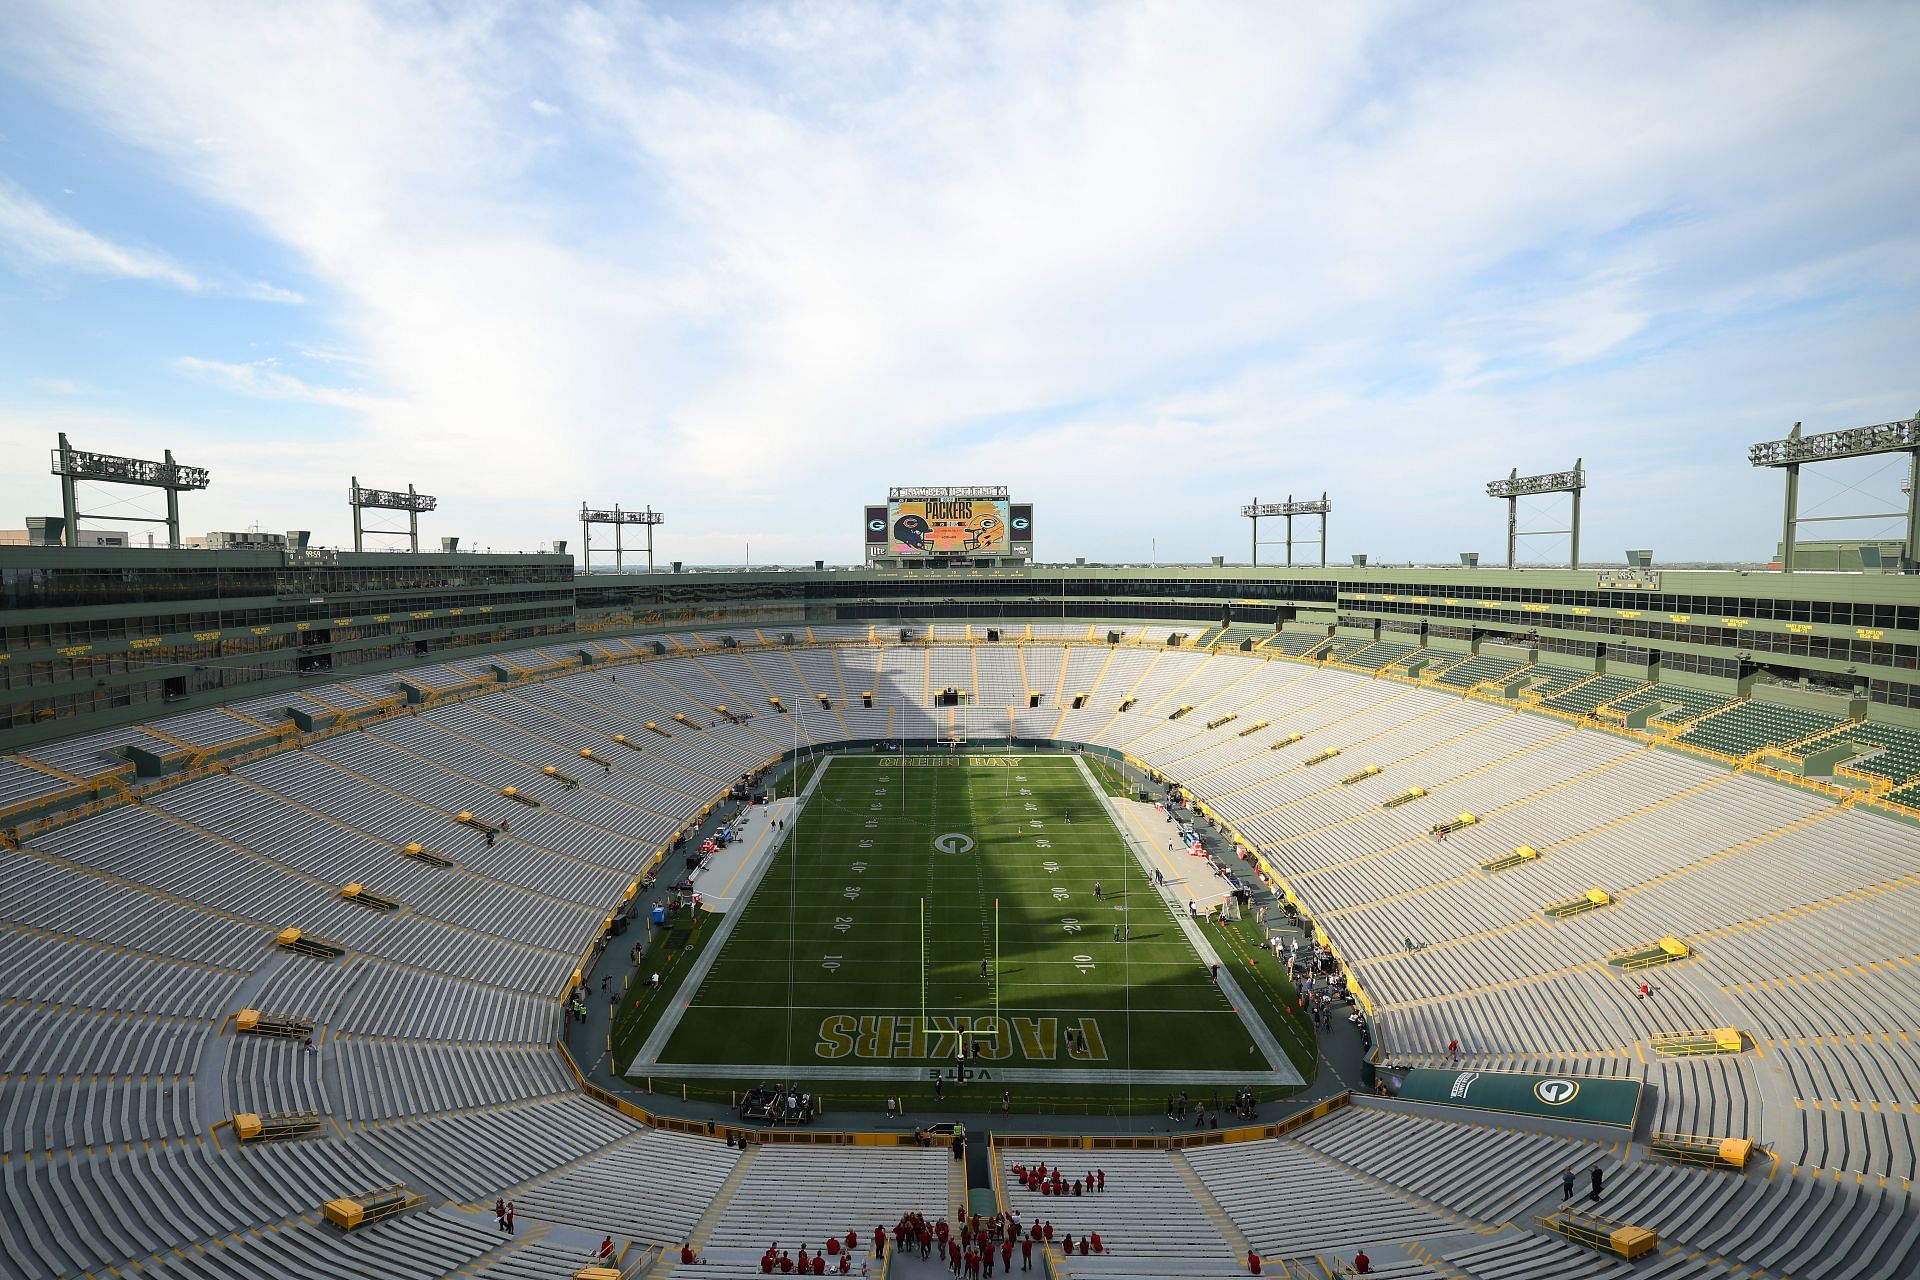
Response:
[[889, 498, 1010, 555], [1376, 1066, 1642, 1128]]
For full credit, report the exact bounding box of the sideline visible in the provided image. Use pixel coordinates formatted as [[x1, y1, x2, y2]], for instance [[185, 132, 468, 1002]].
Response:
[[631, 754, 837, 1069], [1076, 754, 1298, 1082]]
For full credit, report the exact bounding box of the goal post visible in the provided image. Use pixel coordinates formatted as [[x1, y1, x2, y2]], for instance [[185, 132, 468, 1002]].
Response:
[[919, 896, 1003, 1060]]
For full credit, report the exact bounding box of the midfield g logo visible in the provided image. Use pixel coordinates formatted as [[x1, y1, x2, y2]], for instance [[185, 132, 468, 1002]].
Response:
[[932, 832, 976, 855]]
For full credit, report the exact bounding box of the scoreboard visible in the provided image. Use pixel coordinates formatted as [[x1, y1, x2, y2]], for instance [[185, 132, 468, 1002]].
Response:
[[864, 486, 1033, 563]]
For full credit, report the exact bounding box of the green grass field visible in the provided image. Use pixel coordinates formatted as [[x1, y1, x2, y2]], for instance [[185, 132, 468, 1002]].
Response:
[[634, 753, 1300, 1100]]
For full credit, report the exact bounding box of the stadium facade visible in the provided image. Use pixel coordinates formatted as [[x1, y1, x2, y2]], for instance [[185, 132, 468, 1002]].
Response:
[[6, 545, 1916, 751]]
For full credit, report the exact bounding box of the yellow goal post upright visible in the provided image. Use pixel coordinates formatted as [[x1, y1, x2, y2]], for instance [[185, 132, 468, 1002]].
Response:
[[921, 896, 1003, 1061]]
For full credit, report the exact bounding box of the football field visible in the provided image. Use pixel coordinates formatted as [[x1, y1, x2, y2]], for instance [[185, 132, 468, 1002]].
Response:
[[636, 753, 1296, 1087]]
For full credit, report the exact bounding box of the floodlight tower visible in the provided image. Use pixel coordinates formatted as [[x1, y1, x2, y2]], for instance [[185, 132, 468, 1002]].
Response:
[[1240, 493, 1331, 566], [349, 478, 437, 552], [579, 504, 665, 574], [50, 431, 210, 548], [1749, 414, 1920, 572], [1486, 461, 1585, 569]]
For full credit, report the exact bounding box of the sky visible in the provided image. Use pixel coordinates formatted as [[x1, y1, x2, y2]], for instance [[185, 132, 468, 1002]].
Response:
[[1, 1, 1917, 568]]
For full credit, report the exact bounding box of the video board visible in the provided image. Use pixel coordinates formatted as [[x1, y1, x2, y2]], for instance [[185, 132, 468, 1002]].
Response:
[[888, 496, 1010, 556], [864, 486, 1031, 561]]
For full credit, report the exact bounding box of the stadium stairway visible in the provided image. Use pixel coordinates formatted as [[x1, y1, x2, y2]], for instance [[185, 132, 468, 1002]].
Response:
[[685, 1144, 758, 1255], [1167, 1148, 1253, 1259]]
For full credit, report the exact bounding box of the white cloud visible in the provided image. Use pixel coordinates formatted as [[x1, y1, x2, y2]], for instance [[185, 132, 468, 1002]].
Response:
[[237, 280, 308, 304], [171, 356, 390, 413], [0, 178, 307, 303], [0, 180, 202, 289], [0, 1, 1916, 561]]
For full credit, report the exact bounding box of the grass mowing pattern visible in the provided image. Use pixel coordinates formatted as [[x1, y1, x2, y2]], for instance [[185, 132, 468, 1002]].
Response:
[[648, 754, 1271, 1081]]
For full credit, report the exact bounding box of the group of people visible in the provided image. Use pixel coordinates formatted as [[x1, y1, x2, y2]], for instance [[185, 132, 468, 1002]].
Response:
[[1165, 1088, 1237, 1128], [1010, 1159, 1105, 1198], [891, 1208, 1098, 1275], [757, 1233, 859, 1274], [739, 1082, 817, 1125], [1562, 1164, 1606, 1202], [1280, 935, 1369, 1048]]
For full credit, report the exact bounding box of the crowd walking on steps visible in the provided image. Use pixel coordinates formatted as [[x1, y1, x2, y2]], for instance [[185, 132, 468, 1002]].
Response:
[[756, 1181, 1124, 1279]]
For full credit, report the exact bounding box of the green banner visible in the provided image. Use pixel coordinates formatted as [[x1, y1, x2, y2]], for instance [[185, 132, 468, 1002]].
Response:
[[1378, 1066, 1642, 1128]]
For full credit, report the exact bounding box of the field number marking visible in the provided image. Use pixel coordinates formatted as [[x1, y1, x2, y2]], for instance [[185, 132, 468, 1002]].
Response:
[[1041, 860, 1061, 873], [1052, 886, 1070, 901], [1061, 917, 1082, 934], [1073, 954, 1095, 973], [834, 917, 854, 933], [822, 955, 842, 972], [842, 886, 861, 900]]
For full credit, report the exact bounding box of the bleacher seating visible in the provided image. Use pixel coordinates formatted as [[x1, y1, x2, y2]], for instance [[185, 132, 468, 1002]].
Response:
[[1211, 624, 1274, 649], [1797, 719, 1920, 786], [1604, 682, 1734, 727], [1519, 665, 1595, 698], [1002, 1148, 1238, 1260], [704, 1147, 949, 1249], [1347, 641, 1417, 671], [1677, 701, 1843, 758], [1542, 673, 1645, 716], [1264, 630, 1328, 655], [1323, 636, 1376, 663], [3, 631, 1919, 1280], [1394, 648, 1472, 677], [1433, 653, 1524, 689]]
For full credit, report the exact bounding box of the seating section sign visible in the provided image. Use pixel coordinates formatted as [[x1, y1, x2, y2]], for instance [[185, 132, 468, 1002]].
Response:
[[1378, 1067, 1642, 1128]]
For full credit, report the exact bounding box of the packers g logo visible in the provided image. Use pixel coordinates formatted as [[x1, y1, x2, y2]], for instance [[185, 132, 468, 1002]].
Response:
[[932, 832, 976, 855], [1533, 1078, 1580, 1106], [868, 519, 885, 532], [1011, 516, 1030, 530]]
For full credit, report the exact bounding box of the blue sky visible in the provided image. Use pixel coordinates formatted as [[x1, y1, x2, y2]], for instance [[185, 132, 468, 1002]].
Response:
[[2, 1, 1916, 565]]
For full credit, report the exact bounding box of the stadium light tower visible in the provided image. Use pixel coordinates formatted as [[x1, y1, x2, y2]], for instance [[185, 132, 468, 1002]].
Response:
[[1486, 461, 1585, 569], [579, 503, 665, 574], [1240, 494, 1331, 566], [50, 431, 210, 549], [349, 478, 437, 552], [1749, 414, 1920, 573]]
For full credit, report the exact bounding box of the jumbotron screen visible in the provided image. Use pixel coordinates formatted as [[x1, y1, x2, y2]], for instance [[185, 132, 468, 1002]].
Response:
[[888, 497, 1010, 556]]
